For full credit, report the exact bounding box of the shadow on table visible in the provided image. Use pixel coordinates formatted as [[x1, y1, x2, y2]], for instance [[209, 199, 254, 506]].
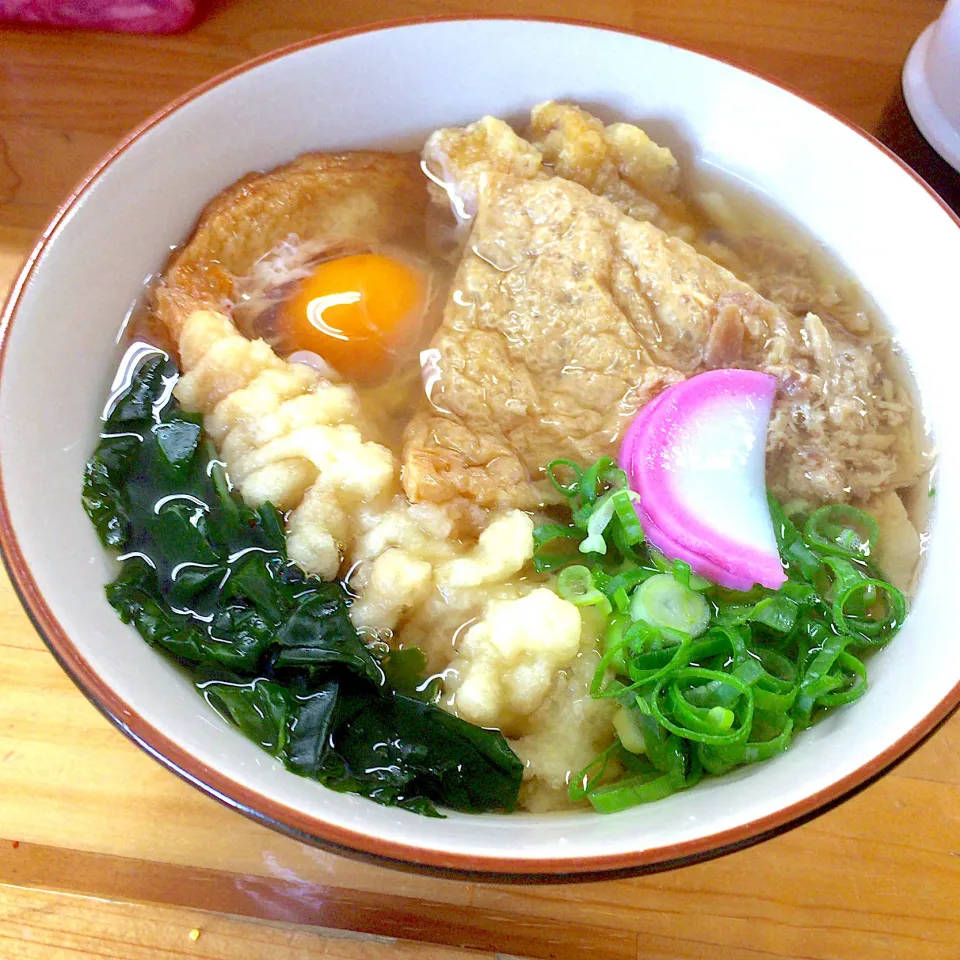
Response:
[[875, 82, 959, 216]]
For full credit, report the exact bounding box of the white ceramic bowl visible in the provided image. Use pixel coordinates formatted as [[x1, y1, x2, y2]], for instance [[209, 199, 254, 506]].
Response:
[[2, 17, 959, 880]]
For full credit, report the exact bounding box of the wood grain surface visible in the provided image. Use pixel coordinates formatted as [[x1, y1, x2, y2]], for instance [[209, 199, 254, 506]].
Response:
[[0, 884, 495, 960], [1, 1, 959, 958]]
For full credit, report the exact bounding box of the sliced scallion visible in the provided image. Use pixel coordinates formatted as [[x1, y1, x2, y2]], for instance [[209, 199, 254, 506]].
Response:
[[586, 770, 676, 812], [804, 504, 879, 560], [652, 668, 754, 746], [611, 489, 645, 546], [550, 456, 908, 813], [545, 458, 582, 498], [629, 573, 711, 637], [828, 563, 905, 645], [532, 523, 583, 573], [557, 565, 612, 616], [579, 492, 618, 555]]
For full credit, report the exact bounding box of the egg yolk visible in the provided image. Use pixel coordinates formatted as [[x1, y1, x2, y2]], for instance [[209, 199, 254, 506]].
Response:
[[280, 252, 426, 383]]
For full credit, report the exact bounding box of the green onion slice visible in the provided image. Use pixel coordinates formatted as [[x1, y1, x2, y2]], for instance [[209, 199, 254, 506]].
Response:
[[823, 557, 906, 645], [598, 567, 655, 601], [637, 713, 700, 790], [799, 633, 848, 701], [586, 770, 676, 812], [743, 712, 794, 762], [545, 459, 582, 498], [599, 612, 632, 677], [568, 741, 618, 803], [817, 651, 868, 706], [557, 565, 613, 616], [579, 492, 618, 555], [699, 711, 794, 772], [804, 504, 880, 560], [646, 549, 711, 590], [591, 623, 694, 697], [611, 489, 645, 546], [630, 573, 711, 637], [716, 594, 799, 634], [532, 523, 583, 573], [768, 494, 823, 581], [652, 667, 755, 746], [579, 456, 627, 504]]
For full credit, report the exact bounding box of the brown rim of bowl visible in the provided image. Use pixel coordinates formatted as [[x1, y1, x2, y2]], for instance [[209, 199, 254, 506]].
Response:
[[1, 15, 959, 883]]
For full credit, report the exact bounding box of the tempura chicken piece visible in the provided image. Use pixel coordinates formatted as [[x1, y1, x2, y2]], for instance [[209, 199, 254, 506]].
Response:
[[175, 309, 395, 580], [447, 587, 582, 730], [177, 308, 541, 624]]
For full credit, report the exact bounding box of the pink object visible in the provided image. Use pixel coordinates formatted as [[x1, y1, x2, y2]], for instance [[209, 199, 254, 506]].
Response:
[[620, 369, 786, 591], [637, 502, 753, 589], [0, 0, 195, 32], [616, 388, 741, 581]]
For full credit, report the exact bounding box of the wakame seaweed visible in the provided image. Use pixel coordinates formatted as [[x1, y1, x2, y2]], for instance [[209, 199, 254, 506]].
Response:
[[83, 351, 523, 816]]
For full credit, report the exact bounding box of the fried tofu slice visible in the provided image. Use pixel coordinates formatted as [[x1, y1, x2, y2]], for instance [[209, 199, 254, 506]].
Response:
[[402, 171, 912, 514], [865, 489, 922, 593], [154, 151, 428, 339], [402, 172, 739, 513]]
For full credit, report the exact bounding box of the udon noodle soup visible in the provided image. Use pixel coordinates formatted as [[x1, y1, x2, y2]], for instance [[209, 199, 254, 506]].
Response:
[[84, 103, 930, 815]]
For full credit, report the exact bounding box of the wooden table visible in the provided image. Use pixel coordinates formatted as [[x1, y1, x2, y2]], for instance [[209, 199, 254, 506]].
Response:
[[2, 2, 959, 958]]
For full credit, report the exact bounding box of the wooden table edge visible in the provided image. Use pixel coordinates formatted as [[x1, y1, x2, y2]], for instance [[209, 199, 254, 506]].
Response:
[[0, 839, 637, 959]]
